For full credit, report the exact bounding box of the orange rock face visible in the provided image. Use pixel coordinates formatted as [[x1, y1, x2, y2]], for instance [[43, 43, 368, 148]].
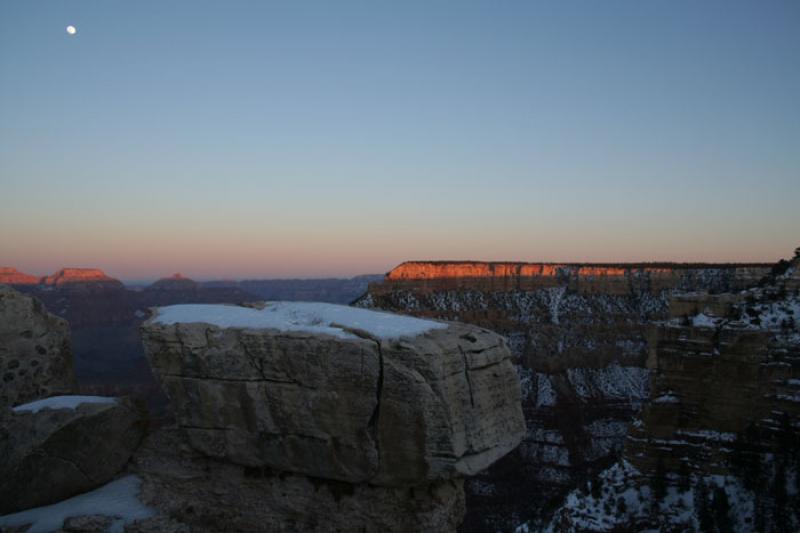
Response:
[[380, 261, 771, 295], [386, 261, 770, 281], [0, 267, 39, 286], [42, 268, 123, 289]]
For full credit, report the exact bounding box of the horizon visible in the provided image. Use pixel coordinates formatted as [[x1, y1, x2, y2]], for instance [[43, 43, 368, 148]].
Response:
[[2, 1, 799, 278], [1, 255, 787, 286]]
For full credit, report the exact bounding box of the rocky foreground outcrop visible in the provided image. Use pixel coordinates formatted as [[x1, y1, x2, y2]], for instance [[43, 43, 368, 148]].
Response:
[[0, 286, 145, 523], [138, 301, 526, 531], [132, 428, 465, 532], [0, 396, 145, 514], [542, 252, 800, 532], [0, 285, 76, 408]]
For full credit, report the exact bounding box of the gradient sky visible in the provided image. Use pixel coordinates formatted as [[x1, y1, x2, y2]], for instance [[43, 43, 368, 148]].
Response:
[[1, 1, 798, 280]]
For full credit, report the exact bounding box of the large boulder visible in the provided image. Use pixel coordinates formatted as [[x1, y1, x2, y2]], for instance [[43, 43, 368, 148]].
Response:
[[0, 285, 76, 408], [140, 302, 526, 487], [0, 396, 146, 514], [130, 428, 465, 533]]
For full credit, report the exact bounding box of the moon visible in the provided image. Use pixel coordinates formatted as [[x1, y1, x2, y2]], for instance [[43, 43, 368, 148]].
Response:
[[66, 25, 77, 35]]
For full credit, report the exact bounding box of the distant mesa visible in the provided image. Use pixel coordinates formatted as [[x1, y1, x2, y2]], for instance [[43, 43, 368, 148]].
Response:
[[0, 267, 39, 286], [385, 260, 773, 281], [42, 268, 124, 290], [148, 273, 198, 291]]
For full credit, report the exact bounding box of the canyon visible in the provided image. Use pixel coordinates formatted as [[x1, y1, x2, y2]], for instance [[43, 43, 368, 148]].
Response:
[[2, 253, 797, 531], [356, 259, 777, 530]]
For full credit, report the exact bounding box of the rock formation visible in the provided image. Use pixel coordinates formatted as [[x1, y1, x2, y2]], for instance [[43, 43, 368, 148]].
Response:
[[138, 301, 525, 530], [385, 261, 769, 293], [542, 252, 800, 532], [41, 268, 125, 291], [0, 285, 76, 408], [0, 267, 39, 286], [356, 260, 773, 529], [0, 396, 145, 514], [0, 285, 145, 523], [131, 428, 465, 532], [147, 273, 198, 292]]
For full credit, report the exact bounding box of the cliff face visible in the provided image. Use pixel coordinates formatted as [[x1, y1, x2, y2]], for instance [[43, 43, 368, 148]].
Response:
[[136, 302, 525, 531], [0, 267, 39, 286], [544, 255, 800, 532], [0, 285, 76, 408], [357, 260, 772, 530], [42, 268, 125, 291], [385, 261, 768, 293]]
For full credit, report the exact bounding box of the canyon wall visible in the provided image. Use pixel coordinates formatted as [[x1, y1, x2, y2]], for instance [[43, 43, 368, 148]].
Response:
[[544, 255, 799, 531], [356, 260, 773, 530]]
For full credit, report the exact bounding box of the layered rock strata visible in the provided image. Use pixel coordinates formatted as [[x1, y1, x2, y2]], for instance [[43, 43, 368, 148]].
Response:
[[357, 260, 773, 529], [0, 268, 39, 286], [131, 428, 465, 532], [0, 285, 76, 408], [139, 302, 526, 530], [542, 252, 800, 532], [627, 257, 800, 476], [41, 268, 125, 291]]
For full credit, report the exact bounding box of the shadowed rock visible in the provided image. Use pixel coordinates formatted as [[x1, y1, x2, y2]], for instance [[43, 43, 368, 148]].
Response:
[[140, 302, 526, 487], [0, 285, 76, 408], [0, 397, 145, 514]]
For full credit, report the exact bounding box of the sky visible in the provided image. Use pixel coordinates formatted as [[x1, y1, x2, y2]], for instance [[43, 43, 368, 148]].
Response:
[[1, 1, 798, 280]]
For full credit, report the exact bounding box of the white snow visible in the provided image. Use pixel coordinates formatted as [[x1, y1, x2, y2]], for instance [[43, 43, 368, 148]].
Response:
[[0, 475, 153, 533], [692, 313, 719, 328], [535, 374, 557, 407], [654, 393, 680, 404], [13, 395, 117, 414], [675, 429, 736, 443], [151, 301, 448, 340]]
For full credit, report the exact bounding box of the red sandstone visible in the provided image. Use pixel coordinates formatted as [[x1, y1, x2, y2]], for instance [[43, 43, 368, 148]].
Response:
[[0, 267, 39, 285]]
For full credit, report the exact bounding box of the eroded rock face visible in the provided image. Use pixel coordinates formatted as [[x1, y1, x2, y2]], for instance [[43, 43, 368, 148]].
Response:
[[140, 306, 525, 487], [42, 268, 124, 291], [0, 285, 76, 408], [542, 254, 800, 532], [356, 260, 773, 529], [0, 267, 39, 286], [130, 428, 465, 533], [0, 397, 145, 514]]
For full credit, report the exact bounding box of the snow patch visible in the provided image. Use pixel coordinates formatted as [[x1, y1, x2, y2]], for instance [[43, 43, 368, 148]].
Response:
[[654, 393, 680, 404], [13, 395, 117, 414], [692, 313, 719, 328], [0, 475, 153, 533], [536, 374, 557, 407], [151, 302, 448, 340]]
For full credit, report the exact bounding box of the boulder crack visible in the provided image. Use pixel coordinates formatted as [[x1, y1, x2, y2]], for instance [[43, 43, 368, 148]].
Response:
[[458, 345, 476, 408]]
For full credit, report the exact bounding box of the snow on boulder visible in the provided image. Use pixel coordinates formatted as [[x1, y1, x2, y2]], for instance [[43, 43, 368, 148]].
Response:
[[150, 301, 449, 340], [0, 396, 145, 514], [0, 475, 153, 533], [12, 395, 117, 414], [141, 302, 526, 486]]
